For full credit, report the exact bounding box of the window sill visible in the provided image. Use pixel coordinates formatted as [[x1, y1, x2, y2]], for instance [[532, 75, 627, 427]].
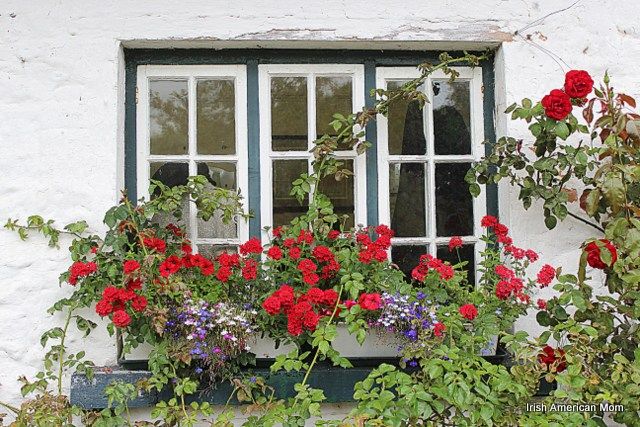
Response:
[[70, 351, 555, 409]]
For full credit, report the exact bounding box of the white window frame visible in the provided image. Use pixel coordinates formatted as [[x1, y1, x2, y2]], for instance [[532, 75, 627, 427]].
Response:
[[375, 66, 486, 282], [258, 64, 367, 243], [136, 64, 249, 250]]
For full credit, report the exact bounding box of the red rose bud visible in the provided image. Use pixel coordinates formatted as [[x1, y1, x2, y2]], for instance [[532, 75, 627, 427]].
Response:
[[585, 239, 617, 269]]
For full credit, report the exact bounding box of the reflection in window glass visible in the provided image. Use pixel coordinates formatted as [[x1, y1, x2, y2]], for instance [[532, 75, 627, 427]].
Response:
[[433, 80, 471, 155], [389, 163, 426, 237], [387, 80, 426, 155], [392, 245, 428, 278], [149, 80, 189, 155], [437, 243, 475, 285], [273, 159, 309, 226], [196, 162, 237, 239], [271, 77, 308, 151], [149, 161, 190, 231], [316, 76, 352, 150], [318, 159, 355, 229], [435, 163, 474, 237], [198, 244, 238, 259], [197, 79, 236, 155]]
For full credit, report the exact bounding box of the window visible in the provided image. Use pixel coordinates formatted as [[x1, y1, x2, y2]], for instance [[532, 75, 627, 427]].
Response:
[[376, 67, 486, 283], [136, 65, 249, 256], [258, 65, 367, 239], [129, 52, 494, 282]]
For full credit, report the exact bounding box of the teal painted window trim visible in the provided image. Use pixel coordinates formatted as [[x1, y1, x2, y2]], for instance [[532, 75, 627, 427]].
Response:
[[124, 49, 498, 235]]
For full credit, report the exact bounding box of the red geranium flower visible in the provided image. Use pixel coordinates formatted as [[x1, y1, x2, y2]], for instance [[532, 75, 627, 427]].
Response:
[[267, 246, 283, 260], [448, 236, 463, 252], [289, 247, 302, 260], [123, 260, 140, 275], [131, 295, 147, 312], [525, 249, 539, 262], [358, 293, 382, 311], [112, 310, 131, 328], [159, 255, 182, 278], [262, 296, 282, 316], [537, 299, 547, 310], [541, 89, 572, 121], [216, 266, 232, 282], [433, 322, 446, 337], [242, 258, 258, 280], [459, 304, 478, 320], [142, 237, 166, 254], [480, 215, 499, 228], [322, 289, 339, 307], [327, 230, 340, 240], [536, 264, 556, 287], [305, 287, 325, 304], [95, 299, 113, 317], [239, 237, 263, 256], [585, 239, 617, 269]]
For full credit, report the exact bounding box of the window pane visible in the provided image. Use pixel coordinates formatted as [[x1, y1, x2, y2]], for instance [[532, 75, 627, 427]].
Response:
[[198, 244, 238, 259], [437, 243, 475, 285], [389, 163, 426, 237], [273, 159, 309, 226], [149, 161, 190, 231], [271, 77, 308, 151], [318, 159, 355, 229], [316, 76, 352, 150], [197, 79, 235, 155], [149, 80, 188, 155], [196, 162, 238, 239], [392, 245, 428, 278], [435, 163, 473, 236], [387, 80, 426, 155], [433, 80, 471, 155]]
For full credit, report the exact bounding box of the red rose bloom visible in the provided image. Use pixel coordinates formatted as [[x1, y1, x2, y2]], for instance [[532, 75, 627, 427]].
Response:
[[585, 239, 617, 269], [262, 296, 282, 316], [68, 261, 98, 285], [302, 310, 320, 330], [564, 70, 594, 98], [112, 310, 131, 328], [123, 260, 140, 275], [537, 299, 547, 310], [126, 279, 142, 291], [493, 223, 509, 237], [448, 236, 463, 252], [433, 322, 446, 337], [495, 265, 514, 279], [267, 246, 283, 260], [95, 299, 113, 317], [239, 237, 263, 256], [344, 300, 357, 309], [131, 295, 147, 312], [525, 249, 539, 262], [459, 304, 478, 320], [358, 293, 382, 311], [536, 264, 556, 287], [541, 89, 572, 120], [322, 289, 339, 307], [305, 287, 325, 304]]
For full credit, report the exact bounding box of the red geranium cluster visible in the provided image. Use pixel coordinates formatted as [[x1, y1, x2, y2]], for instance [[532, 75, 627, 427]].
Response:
[[493, 264, 525, 301], [262, 285, 341, 336], [481, 215, 539, 262], [356, 225, 393, 264], [541, 70, 594, 121], [68, 261, 98, 285], [536, 264, 557, 287], [585, 239, 618, 270], [411, 254, 455, 282], [538, 345, 566, 373], [142, 236, 166, 254], [95, 285, 147, 328], [459, 303, 478, 320]]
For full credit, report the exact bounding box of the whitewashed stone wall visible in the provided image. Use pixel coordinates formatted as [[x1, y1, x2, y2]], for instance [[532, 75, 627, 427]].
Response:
[[1, 0, 639, 423]]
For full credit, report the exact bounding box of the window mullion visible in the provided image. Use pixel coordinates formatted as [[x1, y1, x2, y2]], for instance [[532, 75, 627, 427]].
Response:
[[187, 76, 199, 249], [307, 73, 317, 204]]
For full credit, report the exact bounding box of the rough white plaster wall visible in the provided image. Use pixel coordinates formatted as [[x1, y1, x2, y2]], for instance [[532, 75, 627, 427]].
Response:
[[1, 0, 639, 423]]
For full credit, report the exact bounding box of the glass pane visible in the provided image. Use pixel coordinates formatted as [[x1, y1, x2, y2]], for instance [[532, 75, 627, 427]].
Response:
[[273, 159, 309, 226], [318, 159, 355, 229], [392, 245, 428, 278], [149, 80, 188, 155], [387, 80, 426, 155], [197, 79, 235, 155], [437, 243, 475, 285], [316, 76, 352, 150], [196, 162, 238, 239], [435, 163, 474, 236], [198, 244, 238, 259], [149, 162, 190, 231], [271, 77, 308, 151], [389, 163, 426, 237], [433, 80, 471, 155]]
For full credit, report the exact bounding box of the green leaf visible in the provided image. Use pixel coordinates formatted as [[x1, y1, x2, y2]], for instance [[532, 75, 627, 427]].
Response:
[[544, 215, 557, 229], [555, 121, 570, 140]]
